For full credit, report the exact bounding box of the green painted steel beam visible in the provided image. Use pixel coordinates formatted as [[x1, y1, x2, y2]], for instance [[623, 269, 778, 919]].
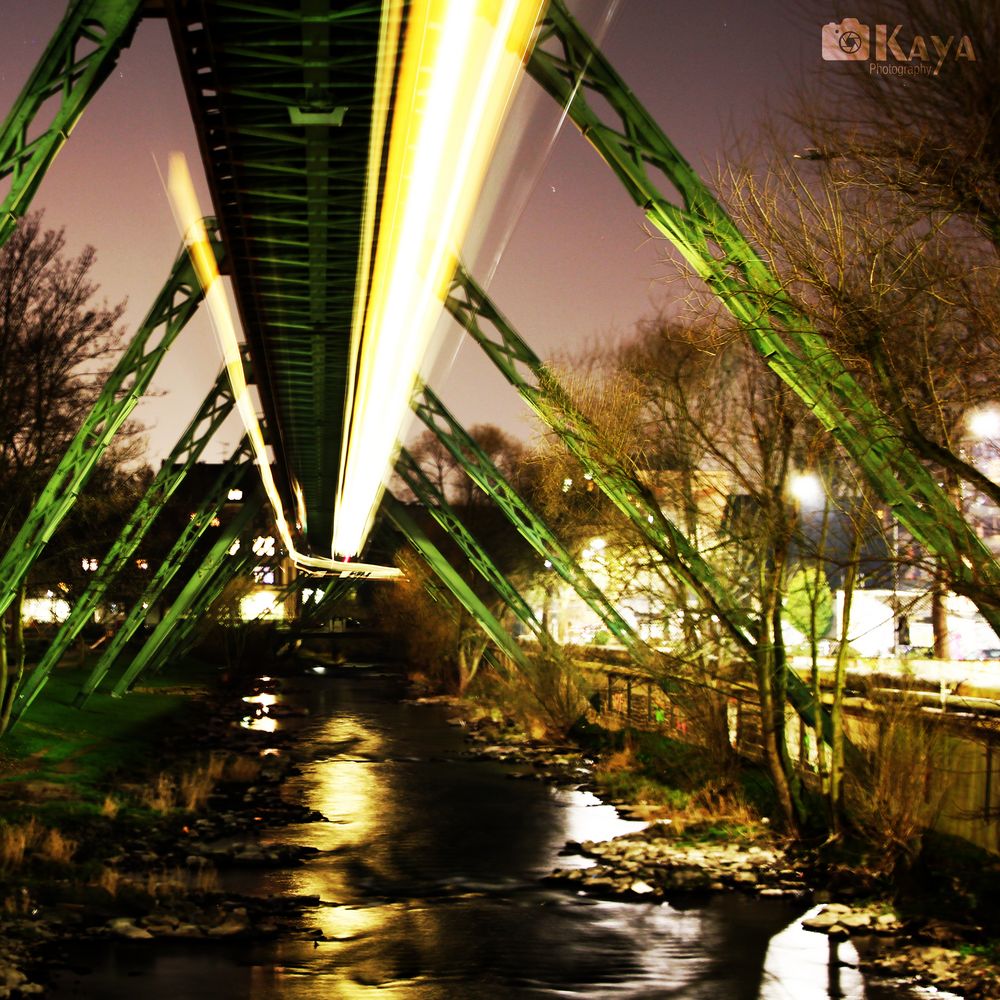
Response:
[[446, 266, 842, 749], [529, 0, 1000, 634], [145, 549, 276, 677], [0, 226, 224, 624], [0, 0, 143, 247], [383, 493, 530, 674], [296, 576, 354, 628], [411, 386, 656, 669], [11, 368, 238, 721], [446, 267, 756, 651], [395, 446, 559, 655], [110, 493, 264, 697], [74, 438, 256, 708]]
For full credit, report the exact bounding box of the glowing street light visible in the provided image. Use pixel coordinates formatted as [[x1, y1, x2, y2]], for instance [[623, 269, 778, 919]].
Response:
[[968, 406, 1000, 440], [788, 471, 824, 505]]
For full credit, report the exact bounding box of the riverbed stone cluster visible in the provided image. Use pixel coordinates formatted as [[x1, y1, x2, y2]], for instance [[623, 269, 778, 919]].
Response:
[[450, 706, 1000, 998], [548, 824, 808, 900]]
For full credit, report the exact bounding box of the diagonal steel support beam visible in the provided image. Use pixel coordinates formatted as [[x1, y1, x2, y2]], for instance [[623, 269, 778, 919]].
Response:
[[297, 576, 354, 628], [411, 386, 657, 671], [382, 493, 530, 674], [395, 445, 559, 656], [446, 265, 843, 749], [528, 0, 1000, 634], [0, 226, 225, 623], [412, 567, 509, 678], [145, 546, 271, 679], [12, 368, 237, 719], [110, 491, 264, 698], [72, 438, 255, 709], [0, 0, 144, 247]]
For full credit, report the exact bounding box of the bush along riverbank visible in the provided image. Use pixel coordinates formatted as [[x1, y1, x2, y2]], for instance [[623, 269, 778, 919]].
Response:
[[442, 698, 1000, 1000], [0, 666, 333, 998]]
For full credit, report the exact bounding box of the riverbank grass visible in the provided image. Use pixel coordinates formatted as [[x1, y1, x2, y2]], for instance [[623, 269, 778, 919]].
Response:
[[0, 656, 217, 810]]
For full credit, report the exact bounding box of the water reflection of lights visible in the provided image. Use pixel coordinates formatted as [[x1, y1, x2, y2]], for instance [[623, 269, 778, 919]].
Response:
[[242, 693, 278, 707], [240, 715, 278, 733], [554, 788, 648, 867], [758, 905, 864, 1000], [313, 903, 383, 943]]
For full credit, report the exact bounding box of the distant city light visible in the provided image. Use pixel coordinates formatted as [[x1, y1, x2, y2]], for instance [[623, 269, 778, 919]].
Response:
[[253, 535, 276, 558], [228, 488, 244, 501], [81, 557, 98, 572]]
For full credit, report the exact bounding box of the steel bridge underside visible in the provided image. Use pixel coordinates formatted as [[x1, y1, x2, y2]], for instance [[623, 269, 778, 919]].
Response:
[[166, 0, 384, 558]]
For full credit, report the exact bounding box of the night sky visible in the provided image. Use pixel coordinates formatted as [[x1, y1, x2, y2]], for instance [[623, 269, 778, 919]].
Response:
[[1, 0, 840, 464]]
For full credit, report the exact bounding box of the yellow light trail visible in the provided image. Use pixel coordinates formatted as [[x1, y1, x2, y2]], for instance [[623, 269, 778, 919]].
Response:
[[332, 0, 547, 557], [166, 154, 400, 580]]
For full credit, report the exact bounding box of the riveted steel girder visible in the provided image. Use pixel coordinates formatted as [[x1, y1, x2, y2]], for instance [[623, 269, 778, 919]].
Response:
[[382, 493, 530, 674], [0, 228, 225, 624], [411, 386, 657, 670], [395, 445, 559, 656], [0, 0, 143, 247], [166, 0, 385, 554], [11, 367, 237, 722], [111, 492, 264, 697], [529, 0, 1000, 634], [75, 437, 255, 707]]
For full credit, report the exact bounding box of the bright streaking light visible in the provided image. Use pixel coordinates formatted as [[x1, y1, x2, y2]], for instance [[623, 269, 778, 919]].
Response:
[[332, 0, 546, 557], [165, 154, 399, 580]]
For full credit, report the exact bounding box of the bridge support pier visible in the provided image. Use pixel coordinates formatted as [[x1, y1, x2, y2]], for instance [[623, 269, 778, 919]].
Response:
[[12, 369, 238, 722], [73, 439, 255, 708]]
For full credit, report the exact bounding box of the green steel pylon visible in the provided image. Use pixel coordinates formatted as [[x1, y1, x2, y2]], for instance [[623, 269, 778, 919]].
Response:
[[446, 265, 842, 747], [412, 567, 509, 678], [395, 445, 559, 656], [529, 0, 1000, 634], [12, 368, 237, 719], [411, 386, 657, 671], [73, 438, 255, 708], [145, 546, 272, 679], [0, 0, 144, 247], [446, 267, 755, 649], [382, 493, 530, 674], [0, 226, 225, 624], [110, 492, 264, 698]]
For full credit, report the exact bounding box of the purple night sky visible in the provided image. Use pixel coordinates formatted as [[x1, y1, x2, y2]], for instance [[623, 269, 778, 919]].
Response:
[[2, 1, 844, 464]]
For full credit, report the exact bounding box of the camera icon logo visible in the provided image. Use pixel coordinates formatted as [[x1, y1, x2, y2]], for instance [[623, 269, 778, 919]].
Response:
[[821, 18, 870, 60]]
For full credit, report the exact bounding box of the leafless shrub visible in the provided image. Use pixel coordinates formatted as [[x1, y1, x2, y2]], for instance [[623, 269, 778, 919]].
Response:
[[846, 693, 944, 874]]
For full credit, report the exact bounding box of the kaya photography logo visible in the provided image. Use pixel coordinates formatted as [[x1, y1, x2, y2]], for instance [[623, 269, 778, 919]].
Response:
[[821, 17, 976, 75]]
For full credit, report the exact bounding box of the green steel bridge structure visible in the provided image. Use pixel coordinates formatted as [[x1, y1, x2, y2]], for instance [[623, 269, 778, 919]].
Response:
[[2, 0, 998, 755]]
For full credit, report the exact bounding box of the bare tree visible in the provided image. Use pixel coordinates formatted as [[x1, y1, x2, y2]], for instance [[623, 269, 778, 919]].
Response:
[[0, 213, 128, 731]]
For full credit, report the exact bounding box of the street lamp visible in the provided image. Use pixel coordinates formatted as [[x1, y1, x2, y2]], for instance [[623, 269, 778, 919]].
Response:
[[788, 471, 824, 506]]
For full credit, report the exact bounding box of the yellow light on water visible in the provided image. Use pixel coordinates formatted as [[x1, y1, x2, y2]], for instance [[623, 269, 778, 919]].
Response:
[[332, 0, 546, 557]]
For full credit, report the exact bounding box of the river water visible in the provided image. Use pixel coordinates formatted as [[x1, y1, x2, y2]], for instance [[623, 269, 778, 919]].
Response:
[[51, 666, 936, 999]]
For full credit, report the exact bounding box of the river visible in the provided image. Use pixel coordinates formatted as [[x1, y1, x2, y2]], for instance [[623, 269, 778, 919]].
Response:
[[50, 665, 938, 999]]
